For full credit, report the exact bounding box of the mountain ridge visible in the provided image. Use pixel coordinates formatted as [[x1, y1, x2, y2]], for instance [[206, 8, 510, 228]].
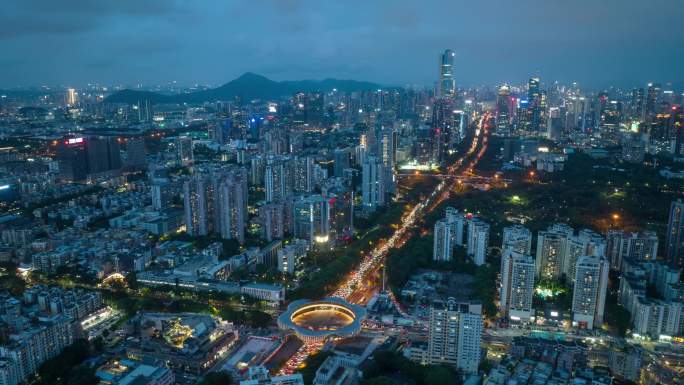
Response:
[[104, 73, 384, 104]]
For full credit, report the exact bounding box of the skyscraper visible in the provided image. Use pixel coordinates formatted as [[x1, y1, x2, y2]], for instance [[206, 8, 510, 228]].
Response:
[[445, 207, 465, 246], [606, 230, 659, 270], [438, 49, 456, 98], [495, 85, 512, 135], [184, 174, 213, 236], [361, 156, 387, 213], [645, 82, 662, 122], [572, 256, 609, 329], [265, 157, 290, 203], [536, 223, 574, 280], [467, 218, 489, 266], [433, 219, 454, 262], [56, 136, 122, 181], [66, 88, 78, 106], [125, 137, 147, 170], [215, 172, 247, 243], [175, 136, 194, 166], [333, 148, 351, 178], [259, 203, 284, 242], [427, 299, 482, 374], [293, 156, 314, 193], [56, 137, 88, 181], [666, 199, 684, 268], [502, 225, 532, 255], [526, 77, 542, 134], [293, 195, 331, 246], [183, 168, 247, 242], [563, 229, 605, 283], [499, 250, 535, 322]]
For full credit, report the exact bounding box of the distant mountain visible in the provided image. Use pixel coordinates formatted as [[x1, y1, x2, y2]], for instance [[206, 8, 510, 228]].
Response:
[[104, 72, 383, 104]]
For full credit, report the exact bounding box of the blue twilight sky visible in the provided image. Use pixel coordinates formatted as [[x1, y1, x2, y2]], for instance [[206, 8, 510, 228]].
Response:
[[1, 0, 683, 89]]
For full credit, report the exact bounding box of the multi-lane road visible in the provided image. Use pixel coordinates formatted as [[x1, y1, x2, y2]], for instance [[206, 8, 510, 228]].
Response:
[[278, 112, 493, 374], [336, 111, 492, 306]]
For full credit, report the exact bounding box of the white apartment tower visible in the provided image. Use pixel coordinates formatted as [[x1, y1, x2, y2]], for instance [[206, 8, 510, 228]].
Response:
[[467, 218, 490, 265], [572, 255, 609, 329], [500, 250, 536, 321], [427, 299, 482, 374]]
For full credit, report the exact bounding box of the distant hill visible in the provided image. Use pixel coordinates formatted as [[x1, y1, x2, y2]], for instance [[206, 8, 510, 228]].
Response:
[[104, 72, 383, 104]]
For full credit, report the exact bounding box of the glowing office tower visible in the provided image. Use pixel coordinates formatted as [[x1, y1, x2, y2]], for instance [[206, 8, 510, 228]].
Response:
[[438, 50, 456, 98], [361, 156, 387, 213], [293, 195, 330, 246]]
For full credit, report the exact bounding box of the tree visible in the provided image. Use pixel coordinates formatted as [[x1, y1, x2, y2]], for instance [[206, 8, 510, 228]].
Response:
[[66, 366, 98, 385], [125, 271, 138, 290], [361, 376, 395, 385], [198, 371, 233, 385], [298, 351, 332, 385]]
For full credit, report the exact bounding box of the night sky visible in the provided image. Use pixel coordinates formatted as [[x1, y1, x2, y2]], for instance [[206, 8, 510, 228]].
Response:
[[1, 0, 683, 89]]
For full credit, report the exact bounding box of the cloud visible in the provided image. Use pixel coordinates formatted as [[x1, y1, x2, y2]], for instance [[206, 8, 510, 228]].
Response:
[[0, 0, 683, 87], [0, 0, 187, 39]]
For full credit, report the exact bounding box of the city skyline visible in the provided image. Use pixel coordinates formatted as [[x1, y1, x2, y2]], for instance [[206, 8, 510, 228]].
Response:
[[1, 0, 684, 88]]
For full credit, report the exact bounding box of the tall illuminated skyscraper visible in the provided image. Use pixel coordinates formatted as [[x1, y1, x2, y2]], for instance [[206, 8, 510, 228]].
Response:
[[438, 49, 456, 98], [527, 77, 542, 133], [66, 88, 78, 106], [495, 85, 512, 135], [361, 156, 386, 213]]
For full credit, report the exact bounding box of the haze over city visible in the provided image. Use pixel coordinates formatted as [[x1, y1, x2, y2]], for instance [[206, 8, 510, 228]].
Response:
[[1, 0, 683, 88]]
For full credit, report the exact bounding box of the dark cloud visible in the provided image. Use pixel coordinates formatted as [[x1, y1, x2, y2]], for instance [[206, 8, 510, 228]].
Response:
[[0, 0, 683, 88]]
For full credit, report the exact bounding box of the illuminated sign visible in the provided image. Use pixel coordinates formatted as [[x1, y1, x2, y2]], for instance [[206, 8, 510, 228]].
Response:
[[67, 137, 84, 144]]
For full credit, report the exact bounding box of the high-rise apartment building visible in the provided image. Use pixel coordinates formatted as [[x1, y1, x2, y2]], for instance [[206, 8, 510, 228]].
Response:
[[183, 168, 247, 242], [175, 136, 194, 166], [433, 219, 454, 262], [293, 195, 331, 246], [427, 299, 482, 374], [445, 207, 465, 246], [125, 137, 147, 170], [467, 218, 489, 266], [666, 199, 684, 268], [259, 203, 285, 242], [572, 255, 609, 329], [536, 223, 574, 280], [361, 156, 387, 213], [502, 225, 532, 255], [606, 230, 659, 271], [563, 229, 606, 283], [500, 250, 535, 321]]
